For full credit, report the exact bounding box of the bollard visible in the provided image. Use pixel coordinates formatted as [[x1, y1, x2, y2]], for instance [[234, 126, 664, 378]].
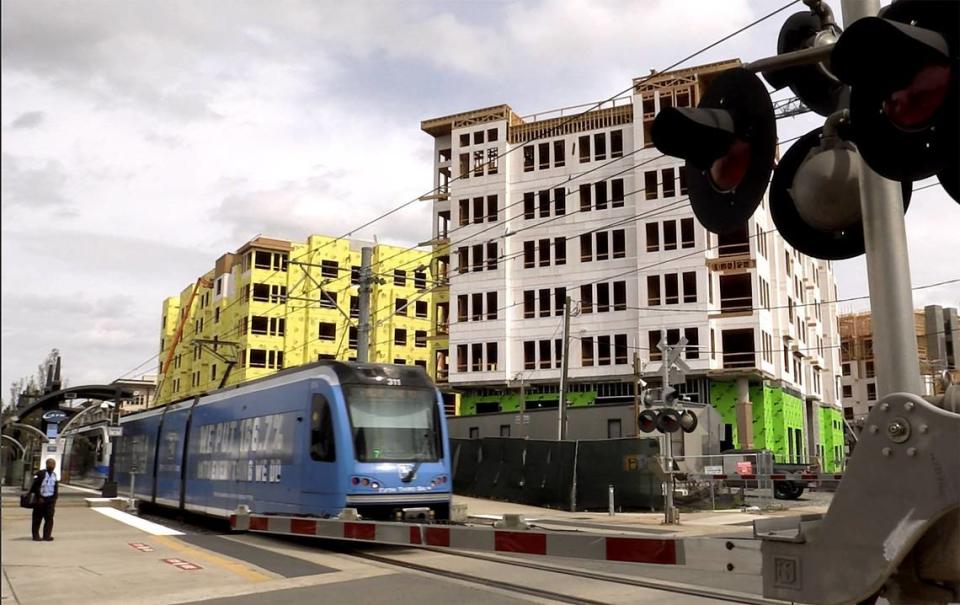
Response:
[[127, 473, 137, 514], [608, 485, 615, 516]]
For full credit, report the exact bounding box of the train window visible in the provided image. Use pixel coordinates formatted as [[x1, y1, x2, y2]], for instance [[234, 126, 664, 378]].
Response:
[[310, 395, 336, 462]]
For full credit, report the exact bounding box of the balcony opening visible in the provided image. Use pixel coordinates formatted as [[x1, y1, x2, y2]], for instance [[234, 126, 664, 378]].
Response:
[[722, 328, 756, 369], [539, 288, 551, 318], [457, 295, 468, 322], [646, 223, 659, 252], [436, 211, 450, 240], [594, 132, 606, 161], [718, 224, 750, 256], [611, 129, 623, 158], [486, 242, 498, 270], [580, 183, 591, 212], [581, 337, 594, 367], [524, 291, 535, 319], [597, 335, 611, 366], [471, 343, 483, 372], [472, 244, 483, 271], [664, 220, 677, 251], [486, 342, 498, 371], [524, 341, 536, 370], [580, 284, 593, 314], [596, 231, 609, 260], [611, 178, 624, 207], [595, 181, 608, 210], [719, 273, 753, 313], [539, 238, 550, 267], [471, 293, 483, 321], [539, 190, 550, 218], [539, 340, 551, 369], [554, 188, 566, 215], [473, 196, 484, 224], [538, 142, 550, 170], [597, 282, 610, 312]]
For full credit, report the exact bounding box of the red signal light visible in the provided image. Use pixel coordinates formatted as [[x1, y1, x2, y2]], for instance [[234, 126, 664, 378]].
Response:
[[638, 410, 658, 434], [710, 139, 752, 192], [656, 409, 682, 434], [883, 63, 952, 130]]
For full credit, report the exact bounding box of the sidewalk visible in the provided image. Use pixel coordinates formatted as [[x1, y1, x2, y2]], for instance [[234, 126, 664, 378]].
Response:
[[453, 494, 830, 537], [1, 488, 275, 605]]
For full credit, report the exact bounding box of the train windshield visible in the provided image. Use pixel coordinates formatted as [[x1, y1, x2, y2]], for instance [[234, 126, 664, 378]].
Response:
[[344, 385, 441, 462]]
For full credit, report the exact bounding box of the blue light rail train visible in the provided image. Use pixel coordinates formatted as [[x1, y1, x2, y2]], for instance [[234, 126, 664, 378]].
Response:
[[113, 361, 452, 520]]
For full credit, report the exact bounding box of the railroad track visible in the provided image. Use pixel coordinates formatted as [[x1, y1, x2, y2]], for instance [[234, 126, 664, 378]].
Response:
[[135, 504, 783, 605], [343, 544, 785, 605]]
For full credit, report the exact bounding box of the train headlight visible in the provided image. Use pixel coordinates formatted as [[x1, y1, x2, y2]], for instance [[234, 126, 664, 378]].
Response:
[[370, 482, 380, 490]]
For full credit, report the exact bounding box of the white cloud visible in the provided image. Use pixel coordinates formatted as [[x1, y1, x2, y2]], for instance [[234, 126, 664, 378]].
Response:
[[1, 0, 957, 397]]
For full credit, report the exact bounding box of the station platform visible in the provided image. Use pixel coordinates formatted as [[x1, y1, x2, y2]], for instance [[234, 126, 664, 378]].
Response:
[[0, 486, 389, 605]]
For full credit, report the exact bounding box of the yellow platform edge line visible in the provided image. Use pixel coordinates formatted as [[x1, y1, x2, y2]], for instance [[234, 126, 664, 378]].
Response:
[[153, 535, 271, 583]]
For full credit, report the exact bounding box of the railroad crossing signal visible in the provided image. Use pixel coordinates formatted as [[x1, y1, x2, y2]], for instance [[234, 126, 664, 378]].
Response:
[[651, 0, 958, 260], [650, 68, 776, 233], [831, 0, 958, 201], [637, 338, 697, 434]]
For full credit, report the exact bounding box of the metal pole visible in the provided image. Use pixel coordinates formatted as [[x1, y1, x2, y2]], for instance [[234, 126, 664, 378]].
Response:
[[557, 297, 572, 440], [357, 246, 374, 363], [102, 389, 121, 498], [633, 353, 642, 437], [519, 377, 526, 439], [608, 485, 615, 516], [662, 333, 676, 524], [841, 0, 923, 398]]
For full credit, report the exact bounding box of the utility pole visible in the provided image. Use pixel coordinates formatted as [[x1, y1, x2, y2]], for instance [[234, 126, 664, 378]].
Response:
[[356, 247, 374, 363], [557, 296, 572, 441]]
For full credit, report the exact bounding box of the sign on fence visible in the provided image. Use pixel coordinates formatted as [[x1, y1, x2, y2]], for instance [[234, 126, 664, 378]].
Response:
[[704, 465, 723, 475], [736, 461, 754, 475]]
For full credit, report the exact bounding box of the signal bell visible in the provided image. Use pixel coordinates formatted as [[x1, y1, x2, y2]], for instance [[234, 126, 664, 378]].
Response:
[[679, 410, 698, 434], [830, 0, 958, 201], [770, 127, 913, 260], [762, 10, 845, 116], [651, 68, 777, 233]]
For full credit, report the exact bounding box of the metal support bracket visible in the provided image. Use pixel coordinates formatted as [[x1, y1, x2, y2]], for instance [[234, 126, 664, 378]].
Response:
[[760, 393, 959, 604]]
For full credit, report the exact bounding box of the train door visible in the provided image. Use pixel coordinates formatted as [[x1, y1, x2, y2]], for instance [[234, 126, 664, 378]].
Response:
[[154, 403, 192, 508], [300, 384, 344, 514]]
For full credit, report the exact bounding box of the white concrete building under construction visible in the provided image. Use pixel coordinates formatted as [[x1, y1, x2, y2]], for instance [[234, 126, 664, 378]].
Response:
[[419, 59, 847, 472]]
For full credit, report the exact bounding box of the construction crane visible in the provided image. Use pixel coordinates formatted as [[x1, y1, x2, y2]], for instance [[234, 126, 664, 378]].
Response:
[[155, 276, 211, 400]]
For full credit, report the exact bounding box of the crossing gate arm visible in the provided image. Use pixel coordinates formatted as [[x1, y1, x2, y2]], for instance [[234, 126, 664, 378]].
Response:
[[229, 512, 762, 575], [758, 393, 960, 605]]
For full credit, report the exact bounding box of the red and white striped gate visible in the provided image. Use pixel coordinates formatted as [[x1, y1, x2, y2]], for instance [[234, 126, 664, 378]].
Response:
[[230, 511, 761, 574]]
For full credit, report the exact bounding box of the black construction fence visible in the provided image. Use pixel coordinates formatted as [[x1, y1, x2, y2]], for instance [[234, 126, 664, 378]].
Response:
[[450, 437, 664, 511]]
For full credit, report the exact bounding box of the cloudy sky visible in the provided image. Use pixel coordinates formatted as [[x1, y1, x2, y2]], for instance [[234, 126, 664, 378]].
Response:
[[2, 0, 957, 397]]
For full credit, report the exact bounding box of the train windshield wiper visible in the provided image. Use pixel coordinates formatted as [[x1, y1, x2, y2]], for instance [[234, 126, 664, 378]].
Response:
[[401, 432, 433, 483]]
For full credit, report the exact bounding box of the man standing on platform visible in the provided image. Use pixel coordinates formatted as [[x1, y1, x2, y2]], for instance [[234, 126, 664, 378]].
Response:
[[30, 458, 58, 542]]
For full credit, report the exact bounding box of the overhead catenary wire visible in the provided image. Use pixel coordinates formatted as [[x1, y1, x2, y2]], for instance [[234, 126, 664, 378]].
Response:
[[169, 0, 805, 303], [115, 0, 812, 383]]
